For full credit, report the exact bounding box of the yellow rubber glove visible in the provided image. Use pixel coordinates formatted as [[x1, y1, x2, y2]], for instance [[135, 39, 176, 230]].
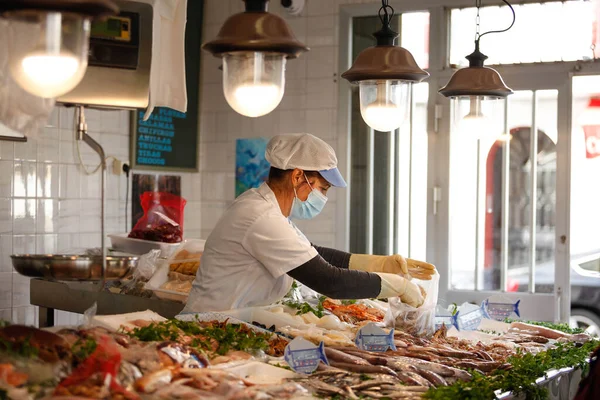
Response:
[[405, 258, 437, 281], [376, 273, 425, 307], [350, 254, 437, 280], [349, 254, 408, 275]]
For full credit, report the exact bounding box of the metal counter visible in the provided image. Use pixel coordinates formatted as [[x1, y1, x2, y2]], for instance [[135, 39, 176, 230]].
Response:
[[30, 278, 184, 327]]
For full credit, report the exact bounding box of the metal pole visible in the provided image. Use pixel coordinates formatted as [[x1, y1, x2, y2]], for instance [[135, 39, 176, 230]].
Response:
[[501, 98, 510, 292], [475, 139, 481, 291], [388, 129, 396, 254], [76, 106, 106, 289], [366, 128, 374, 254], [408, 85, 415, 256], [529, 92, 538, 293]]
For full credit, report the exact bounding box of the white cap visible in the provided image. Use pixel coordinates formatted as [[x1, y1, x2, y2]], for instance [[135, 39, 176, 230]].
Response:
[[265, 133, 347, 187]]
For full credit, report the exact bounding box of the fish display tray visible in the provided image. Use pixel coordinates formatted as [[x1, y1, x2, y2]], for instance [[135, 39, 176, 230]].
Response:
[[109, 233, 181, 257], [11, 254, 139, 281]]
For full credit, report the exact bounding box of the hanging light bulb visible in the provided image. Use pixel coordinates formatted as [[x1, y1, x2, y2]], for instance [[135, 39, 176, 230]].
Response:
[[440, 0, 515, 138], [342, 0, 428, 132], [0, 0, 118, 98], [223, 52, 286, 118], [456, 96, 505, 140], [203, 0, 308, 118]]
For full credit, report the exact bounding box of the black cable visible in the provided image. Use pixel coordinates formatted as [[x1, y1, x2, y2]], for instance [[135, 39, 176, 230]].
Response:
[[123, 164, 130, 231], [477, 0, 516, 42]]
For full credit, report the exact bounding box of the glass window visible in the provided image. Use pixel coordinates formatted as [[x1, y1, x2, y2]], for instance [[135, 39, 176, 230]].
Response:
[[571, 76, 600, 276], [401, 12, 430, 70], [449, 90, 558, 293], [349, 13, 429, 256], [450, 1, 595, 67]]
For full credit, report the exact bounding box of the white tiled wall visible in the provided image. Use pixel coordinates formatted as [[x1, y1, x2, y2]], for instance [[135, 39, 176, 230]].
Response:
[[1, 106, 202, 326], [0, 0, 379, 327], [198, 0, 370, 246]]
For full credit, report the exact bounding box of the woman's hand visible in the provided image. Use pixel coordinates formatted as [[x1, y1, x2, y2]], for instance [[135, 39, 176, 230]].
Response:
[[376, 273, 425, 307]]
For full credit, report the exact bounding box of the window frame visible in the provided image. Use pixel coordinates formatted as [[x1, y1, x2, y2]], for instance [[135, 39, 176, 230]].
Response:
[[338, 0, 600, 323]]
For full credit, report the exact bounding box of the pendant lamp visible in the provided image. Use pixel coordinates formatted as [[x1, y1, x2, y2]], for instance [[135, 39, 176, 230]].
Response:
[[203, 0, 309, 118], [0, 0, 118, 99], [439, 0, 515, 139], [342, 0, 429, 133]]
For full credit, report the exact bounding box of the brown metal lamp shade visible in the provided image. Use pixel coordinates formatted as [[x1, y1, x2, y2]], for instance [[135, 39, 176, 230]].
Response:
[[341, 9, 428, 84], [203, 0, 308, 59], [0, 0, 118, 18], [342, 45, 429, 83], [439, 43, 512, 98]]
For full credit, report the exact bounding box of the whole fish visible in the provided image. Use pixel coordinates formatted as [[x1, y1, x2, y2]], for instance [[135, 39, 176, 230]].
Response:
[[328, 361, 399, 377], [341, 349, 390, 366], [402, 371, 434, 387], [324, 347, 370, 365], [388, 356, 456, 378], [396, 371, 427, 386], [474, 349, 495, 361], [414, 366, 448, 387], [349, 380, 398, 391], [304, 380, 347, 396]]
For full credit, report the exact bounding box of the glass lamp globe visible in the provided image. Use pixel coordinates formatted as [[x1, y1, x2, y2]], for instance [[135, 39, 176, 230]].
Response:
[[223, 52, 286, 118], [359, 80, 410, 132], [7, 11, 90, 98], [454, 96, 503, 139]]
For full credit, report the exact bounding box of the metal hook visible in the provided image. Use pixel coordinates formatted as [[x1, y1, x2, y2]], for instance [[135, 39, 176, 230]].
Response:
[[378, 0, 394, 27]]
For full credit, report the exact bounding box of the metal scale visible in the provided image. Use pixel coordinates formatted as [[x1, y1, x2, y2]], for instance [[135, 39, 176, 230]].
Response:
[[13, 1, 153, 283]]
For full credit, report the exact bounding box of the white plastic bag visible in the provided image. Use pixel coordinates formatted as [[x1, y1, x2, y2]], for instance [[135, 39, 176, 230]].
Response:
[[384, 271, 440, 337]]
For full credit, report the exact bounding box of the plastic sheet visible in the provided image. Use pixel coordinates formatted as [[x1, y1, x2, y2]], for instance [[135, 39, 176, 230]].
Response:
[[385, 271, 440, 337]]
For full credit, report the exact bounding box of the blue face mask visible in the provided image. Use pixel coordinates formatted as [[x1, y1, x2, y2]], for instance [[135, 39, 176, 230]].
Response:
[[290, 175, 328, 220]]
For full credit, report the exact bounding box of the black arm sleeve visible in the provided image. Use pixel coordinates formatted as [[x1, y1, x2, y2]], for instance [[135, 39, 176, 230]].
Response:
[[311, 244, 351, 269], [288, 255, 380, 299]]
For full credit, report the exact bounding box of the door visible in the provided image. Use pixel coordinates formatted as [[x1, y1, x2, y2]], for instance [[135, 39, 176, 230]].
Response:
[[439, 73, 569, 323]]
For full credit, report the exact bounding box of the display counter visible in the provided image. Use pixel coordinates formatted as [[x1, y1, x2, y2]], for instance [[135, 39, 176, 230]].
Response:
[[15, 281, 598, 399], [29, 278, 184, 327]]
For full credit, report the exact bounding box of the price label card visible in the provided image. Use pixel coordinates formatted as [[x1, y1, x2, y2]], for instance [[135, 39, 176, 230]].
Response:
[[482, 296, 521, 321], [355, 323, 396, 352], [455, 304, 484, 331], [284, 337, 328, 374]]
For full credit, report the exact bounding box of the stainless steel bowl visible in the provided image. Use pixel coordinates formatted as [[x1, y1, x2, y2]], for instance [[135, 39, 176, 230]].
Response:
[[11, 254, 139, 281]]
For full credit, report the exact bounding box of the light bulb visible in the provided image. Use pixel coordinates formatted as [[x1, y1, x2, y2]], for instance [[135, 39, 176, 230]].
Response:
[[223, 52, 286, 117], [7, 11, 90, 98], [359, 80, 410, 132], [456, 96, 502, 139]]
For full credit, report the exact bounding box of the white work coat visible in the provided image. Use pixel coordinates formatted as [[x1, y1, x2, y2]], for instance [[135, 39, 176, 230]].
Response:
[[183, 183, 317, 313]]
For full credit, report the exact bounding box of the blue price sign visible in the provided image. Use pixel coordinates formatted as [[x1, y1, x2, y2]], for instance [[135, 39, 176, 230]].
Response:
[[355, 323, 396, 352], [284, 337, 328, 374]]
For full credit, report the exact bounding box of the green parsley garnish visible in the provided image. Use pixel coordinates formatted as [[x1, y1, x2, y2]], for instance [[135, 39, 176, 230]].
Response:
[[425, 339, 599, 400], [283, 299, 325, 318], [71, 338, 97, 362], [0, 336, 39, 359], [450, 303, 459, 316], [126, 319, 270, 356]]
